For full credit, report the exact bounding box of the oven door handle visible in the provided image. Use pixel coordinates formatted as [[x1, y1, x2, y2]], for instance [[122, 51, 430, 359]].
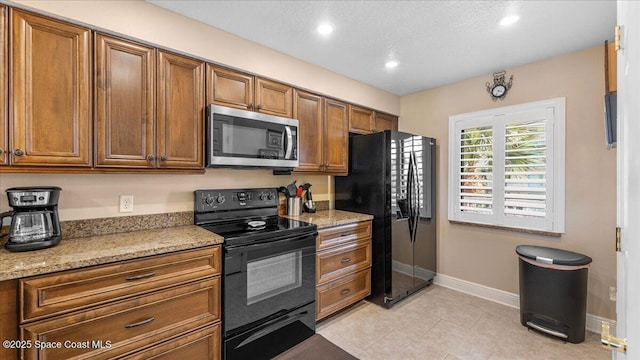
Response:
[[235, 310, 309, 349], [225, 233, 317, 255]]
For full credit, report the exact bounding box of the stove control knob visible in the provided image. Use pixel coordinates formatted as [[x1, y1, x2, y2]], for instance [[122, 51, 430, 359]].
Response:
[[268, 193, 275, 200], [205, 196, 215, 205], [259, 193, 267, 201], [217, 195, 226, 204]]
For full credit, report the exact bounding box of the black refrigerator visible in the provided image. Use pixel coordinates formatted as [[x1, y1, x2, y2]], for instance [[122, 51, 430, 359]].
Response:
[[335, 130, 436, 308]]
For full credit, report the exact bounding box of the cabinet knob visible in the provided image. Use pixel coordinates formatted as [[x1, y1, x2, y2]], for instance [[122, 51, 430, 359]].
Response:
[[13, 149, 24, 157], [147, 155, 155, 161], [257, 104, 262, 111], [0, 148, 3, 155], [248, 103, 254, 110], [160, 155, 168, 161]]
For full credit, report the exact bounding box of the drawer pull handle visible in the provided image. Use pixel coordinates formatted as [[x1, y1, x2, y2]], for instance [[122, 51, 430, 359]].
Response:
[[125, 272, 156, 281], [125, 316, 155, 329], [340, 288, 351, 295], [340, 233, 351, 237], [341, 258, 352, 264]]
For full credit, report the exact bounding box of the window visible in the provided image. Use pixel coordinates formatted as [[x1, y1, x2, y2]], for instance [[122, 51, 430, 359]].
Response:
[[448, 97, 565, 233]]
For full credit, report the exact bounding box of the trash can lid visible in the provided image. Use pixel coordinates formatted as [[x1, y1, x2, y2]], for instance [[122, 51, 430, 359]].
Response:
[[516, 245, 592, 266]]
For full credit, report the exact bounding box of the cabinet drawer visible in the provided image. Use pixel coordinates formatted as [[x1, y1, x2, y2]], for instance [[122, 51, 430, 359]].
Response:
[[122, 323, 220, 360], [21, 278, 220, 360], [316, 269, 371, 320], [317, 239, 371, 285], [21, 246, 221, 322], [317, 221, 371, 251]]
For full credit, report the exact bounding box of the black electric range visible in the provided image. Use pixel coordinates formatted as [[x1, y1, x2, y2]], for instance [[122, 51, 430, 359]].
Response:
[[194, 188, 317, 360]]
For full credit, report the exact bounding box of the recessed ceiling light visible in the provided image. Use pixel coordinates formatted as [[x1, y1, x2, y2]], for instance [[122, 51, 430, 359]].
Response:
[[385, 60, 399, 69], [317, 23, 335, 35], [499, 15, 520, 27]]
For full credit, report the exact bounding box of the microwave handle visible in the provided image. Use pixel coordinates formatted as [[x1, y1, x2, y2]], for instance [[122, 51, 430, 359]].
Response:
[[284, 126, 293, 159]]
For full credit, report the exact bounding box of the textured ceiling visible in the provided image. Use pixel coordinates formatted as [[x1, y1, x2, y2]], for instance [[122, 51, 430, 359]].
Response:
[[148, 0, 616, 96]]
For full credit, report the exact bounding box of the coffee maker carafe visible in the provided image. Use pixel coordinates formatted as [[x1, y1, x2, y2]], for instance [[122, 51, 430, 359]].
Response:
[[1, 187, 62, 252]]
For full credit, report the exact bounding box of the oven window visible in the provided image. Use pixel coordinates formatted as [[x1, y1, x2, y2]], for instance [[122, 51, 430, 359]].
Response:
[[246, 251, 302, 305]]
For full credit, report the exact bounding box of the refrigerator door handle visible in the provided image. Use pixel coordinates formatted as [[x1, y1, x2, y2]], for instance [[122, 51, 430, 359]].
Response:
[[409, 151, 420, 243], [407, 151, 417, 242]]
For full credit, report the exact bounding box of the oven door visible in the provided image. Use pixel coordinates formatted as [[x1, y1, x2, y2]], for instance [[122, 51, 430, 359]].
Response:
[[207, 104, 299, 168], [224, 232, 316, 337]]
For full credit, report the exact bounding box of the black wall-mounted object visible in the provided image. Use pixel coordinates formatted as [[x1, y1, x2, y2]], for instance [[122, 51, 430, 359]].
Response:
[[604, 92, 617, 148]]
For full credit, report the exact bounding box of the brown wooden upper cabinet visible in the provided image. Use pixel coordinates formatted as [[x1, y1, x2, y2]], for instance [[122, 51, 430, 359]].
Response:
[[294, 89, 348, 174], [96, 36, 204, 170], [348, 105, 398, 134], [323, 98, 349, 174], [294, 90, 324, 173], [0, 5, 7, 166], [9, 9, 92, 167], [374, 112, 399, 132], [157, 51, 205, 169], [95, 34, 155, 168], [348, 105, 374, 134], [206, 64, 293, 118]]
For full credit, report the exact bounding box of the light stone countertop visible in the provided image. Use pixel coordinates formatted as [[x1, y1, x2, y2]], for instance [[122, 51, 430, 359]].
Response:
[[0, 225, 223, 281], [284, 209, 373, 229]]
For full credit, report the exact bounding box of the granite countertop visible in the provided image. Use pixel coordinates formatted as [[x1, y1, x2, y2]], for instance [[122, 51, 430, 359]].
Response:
[[0, 225, 223, 281], [284, 209, 373, 229]]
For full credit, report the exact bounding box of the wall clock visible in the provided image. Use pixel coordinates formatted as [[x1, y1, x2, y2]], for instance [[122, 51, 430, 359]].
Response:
[[486, 71, 513, 101]]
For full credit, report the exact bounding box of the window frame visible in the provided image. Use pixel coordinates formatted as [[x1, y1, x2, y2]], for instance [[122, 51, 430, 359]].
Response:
[[447, 97, 565, 234]]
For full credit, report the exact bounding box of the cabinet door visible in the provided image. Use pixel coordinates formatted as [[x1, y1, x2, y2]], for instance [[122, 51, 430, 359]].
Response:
[[348, 105, 373, 134], [324, 99, 348, 174], [374, 112, 398, 132], [206, 65, 254, 111], [255, 77, 292, 118], [157, 51, 204, 169], [0, 5, 7, 166], [294, 89, 323, 172], [95, 34, 155, 168], [10, 10, 91, 166]]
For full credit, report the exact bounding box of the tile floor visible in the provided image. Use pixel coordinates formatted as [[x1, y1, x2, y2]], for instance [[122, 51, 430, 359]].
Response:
[[316, 285, 608, 360]]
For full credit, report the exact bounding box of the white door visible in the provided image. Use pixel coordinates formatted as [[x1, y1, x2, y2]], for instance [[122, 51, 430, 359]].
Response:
[[614, 1, 640, 359]]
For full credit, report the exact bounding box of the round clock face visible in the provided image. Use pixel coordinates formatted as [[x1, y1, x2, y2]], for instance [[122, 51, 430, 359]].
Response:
[[492, 84, 506, 97]]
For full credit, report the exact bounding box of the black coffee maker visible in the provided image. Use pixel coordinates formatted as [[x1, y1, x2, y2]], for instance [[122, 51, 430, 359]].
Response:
[[1, 187, 62, 252]]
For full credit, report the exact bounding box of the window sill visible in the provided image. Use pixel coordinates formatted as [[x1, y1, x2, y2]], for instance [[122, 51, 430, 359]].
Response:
[[449, 220, 562, 237]]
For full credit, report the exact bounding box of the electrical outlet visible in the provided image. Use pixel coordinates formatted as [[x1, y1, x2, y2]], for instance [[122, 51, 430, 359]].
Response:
[[609, 286, 617, 301], [119, 195, 134, 213]]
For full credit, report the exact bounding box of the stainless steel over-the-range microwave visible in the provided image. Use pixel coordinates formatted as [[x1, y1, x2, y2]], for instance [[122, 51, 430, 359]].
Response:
[[205, 104, 299, 169]]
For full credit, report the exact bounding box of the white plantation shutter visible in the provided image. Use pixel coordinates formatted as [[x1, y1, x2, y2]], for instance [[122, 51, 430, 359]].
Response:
[[504, 119, 547, 218], [459, 126, 494, 215], [448, 98, 565, 233]]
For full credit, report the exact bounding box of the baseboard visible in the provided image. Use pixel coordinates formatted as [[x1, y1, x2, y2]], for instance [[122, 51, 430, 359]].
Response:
[[433, 273, 614, 334]]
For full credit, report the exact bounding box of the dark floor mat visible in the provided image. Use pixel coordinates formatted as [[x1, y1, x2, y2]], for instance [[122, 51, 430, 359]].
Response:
[[272, 334, 358, 360]]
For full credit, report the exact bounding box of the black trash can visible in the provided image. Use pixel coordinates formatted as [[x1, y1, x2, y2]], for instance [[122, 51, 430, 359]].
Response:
[[516, 245, 592, 343]]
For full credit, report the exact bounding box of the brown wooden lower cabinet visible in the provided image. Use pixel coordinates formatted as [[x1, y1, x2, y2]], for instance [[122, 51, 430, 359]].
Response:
[[316, 220, 372, 320], [121, 323, 220, 360], [12, 245, 222, 360], [316, 268, 371, 320], [21, 278, 219, 360]]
